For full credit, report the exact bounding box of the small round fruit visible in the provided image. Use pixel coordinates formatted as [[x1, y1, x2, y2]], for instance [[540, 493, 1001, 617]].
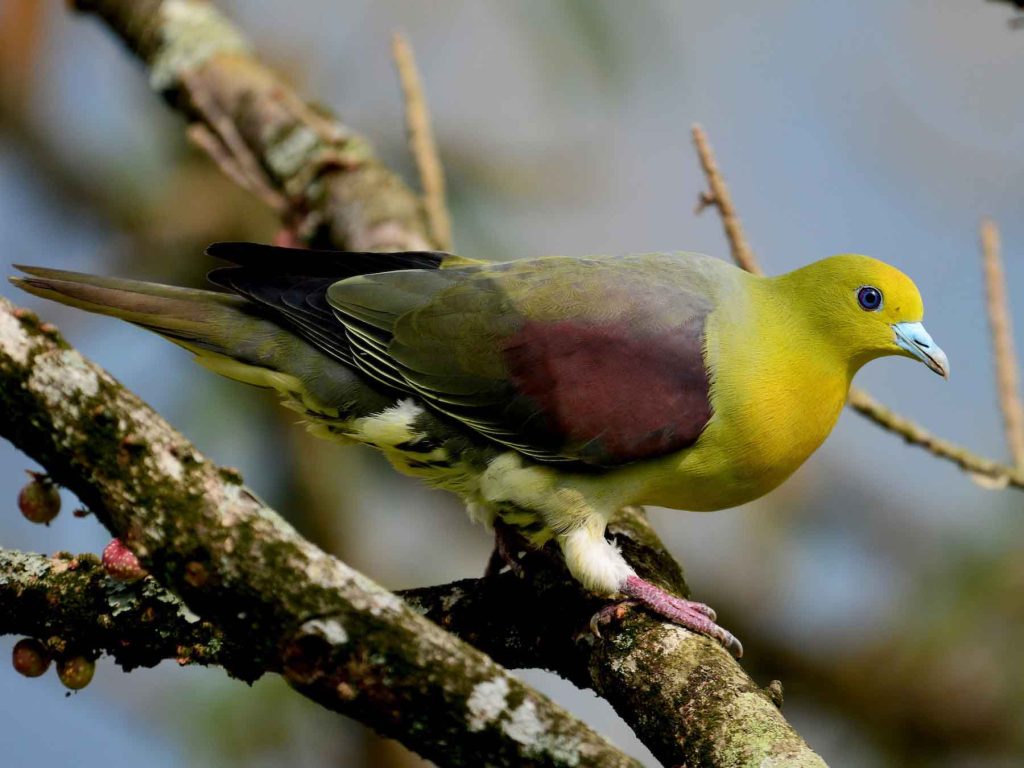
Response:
[[102, 539, 146, 583], [12, 638, 51, 678], [18, 472, 61, 525], [57, 655, 95, 690]]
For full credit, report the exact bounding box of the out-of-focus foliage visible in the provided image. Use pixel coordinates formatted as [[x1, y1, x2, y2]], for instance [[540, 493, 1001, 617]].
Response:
[[1, 2, 1023, 766]]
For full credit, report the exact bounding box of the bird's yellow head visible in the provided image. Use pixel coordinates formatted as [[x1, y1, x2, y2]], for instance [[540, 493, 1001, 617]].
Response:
[[776, 254, 949, 378]]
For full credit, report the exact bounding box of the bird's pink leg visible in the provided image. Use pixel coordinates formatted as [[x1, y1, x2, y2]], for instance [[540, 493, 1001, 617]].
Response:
[[596, 575, 743, 658]]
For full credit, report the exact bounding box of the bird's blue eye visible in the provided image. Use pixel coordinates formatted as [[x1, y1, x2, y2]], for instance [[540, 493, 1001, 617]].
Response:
[[857, 286, 882, 311]]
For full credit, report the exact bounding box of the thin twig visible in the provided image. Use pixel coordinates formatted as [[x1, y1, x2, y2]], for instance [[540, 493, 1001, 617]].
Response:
[[690, 124, 1024, 491], [392, 32, 452, 251], [847, 388, 1022, 489], [185, 123, 261, 201], [691, 123, 759, 274], [980, 218, 1024, 467]]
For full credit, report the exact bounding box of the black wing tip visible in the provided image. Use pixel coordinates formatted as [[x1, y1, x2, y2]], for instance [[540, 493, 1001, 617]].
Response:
[[206, 241, 451, 262], [205, 242, 256, 260], [204, 242, 449, 277], [205, 241, 351, 266]]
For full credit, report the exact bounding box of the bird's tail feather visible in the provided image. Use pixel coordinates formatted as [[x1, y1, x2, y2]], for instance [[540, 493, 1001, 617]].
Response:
[[8, 267, 384, 420], [12, 266, 262, 351]]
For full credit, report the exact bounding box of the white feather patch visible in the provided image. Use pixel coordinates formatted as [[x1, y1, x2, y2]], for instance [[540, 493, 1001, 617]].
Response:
[[560, 524, 635, 595], [353, 399, 426, 447]]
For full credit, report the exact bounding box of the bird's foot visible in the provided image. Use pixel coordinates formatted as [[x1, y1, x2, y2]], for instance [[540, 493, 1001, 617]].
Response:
[[598, 574, 742, 658], [484, 520, 528, 579]]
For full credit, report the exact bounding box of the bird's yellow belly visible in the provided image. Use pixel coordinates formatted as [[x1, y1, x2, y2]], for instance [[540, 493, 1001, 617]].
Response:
[[634, 380, 847, 512]]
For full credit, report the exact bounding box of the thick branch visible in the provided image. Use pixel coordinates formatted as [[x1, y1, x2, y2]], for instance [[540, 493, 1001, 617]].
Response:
[[405, 508, 826, 768], [0, 300, 636, 768], [73, 0, 432, 251], [0, 505, 826, 767]]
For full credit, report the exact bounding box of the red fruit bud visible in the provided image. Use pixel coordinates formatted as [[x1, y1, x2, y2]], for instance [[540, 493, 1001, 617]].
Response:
[[18, 472, 60, 525], [57, 655, 95, 690], [102, 539, 146, 583], [12, 638, 51, 678]]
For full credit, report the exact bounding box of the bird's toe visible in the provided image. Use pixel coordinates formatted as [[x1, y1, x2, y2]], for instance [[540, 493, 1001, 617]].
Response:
[[588, 599, 638, 638]]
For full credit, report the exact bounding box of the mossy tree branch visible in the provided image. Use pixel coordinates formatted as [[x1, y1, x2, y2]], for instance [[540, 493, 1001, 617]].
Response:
[[71, 0, 433, 252], [0, 496, 825, 767], [405, 508, 825, 768], [0, 547, 251, 675]]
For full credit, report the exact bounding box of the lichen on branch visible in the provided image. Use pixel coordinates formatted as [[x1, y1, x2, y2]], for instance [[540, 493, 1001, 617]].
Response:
[[73, 0, 432, 252], [406, 508, 827, 768], [0, 547, 246, 676]]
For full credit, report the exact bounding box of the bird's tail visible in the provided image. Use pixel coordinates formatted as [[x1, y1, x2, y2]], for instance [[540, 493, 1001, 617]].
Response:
[[8, 267, 384, 420]]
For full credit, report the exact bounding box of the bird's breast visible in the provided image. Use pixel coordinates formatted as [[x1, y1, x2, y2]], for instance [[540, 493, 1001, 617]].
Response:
[[636, 299, 851, 511], [639, 375, 846, 511]]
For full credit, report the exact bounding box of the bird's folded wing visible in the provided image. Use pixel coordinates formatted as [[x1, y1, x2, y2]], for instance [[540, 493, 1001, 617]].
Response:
[[328, 254, 716, 466]]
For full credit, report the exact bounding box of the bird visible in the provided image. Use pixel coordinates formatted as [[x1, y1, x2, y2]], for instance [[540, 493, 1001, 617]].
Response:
[[10, 243, 948, 658]]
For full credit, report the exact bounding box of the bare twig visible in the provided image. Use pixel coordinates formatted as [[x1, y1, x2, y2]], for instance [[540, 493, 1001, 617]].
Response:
[[392, 32, 452, 250], [185, 123, 270, 204], [691, 123, 759, 274], [690, 123, 1024, 491], [846, 388, 1023, 489], [182, 82, 288, 214], [980, 218, 1024, 467]]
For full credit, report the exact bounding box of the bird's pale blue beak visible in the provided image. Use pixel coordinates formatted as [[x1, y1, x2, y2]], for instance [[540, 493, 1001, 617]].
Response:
[[892, 321, 949, 379]]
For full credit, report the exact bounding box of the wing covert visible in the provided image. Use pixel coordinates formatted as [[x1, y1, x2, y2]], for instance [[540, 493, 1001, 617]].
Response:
[[328, 254, 718, 466]]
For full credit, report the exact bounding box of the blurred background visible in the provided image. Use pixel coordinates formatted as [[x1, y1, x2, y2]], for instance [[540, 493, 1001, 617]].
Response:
[[1, 1, 1023, 766]]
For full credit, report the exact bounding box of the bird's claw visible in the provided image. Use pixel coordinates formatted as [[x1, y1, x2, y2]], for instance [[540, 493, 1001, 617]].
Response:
[[589, 599, 639, 638]]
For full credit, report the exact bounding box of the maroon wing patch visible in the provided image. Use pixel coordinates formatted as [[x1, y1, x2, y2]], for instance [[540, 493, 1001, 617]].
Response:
[[501, 315, 712, 465]]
